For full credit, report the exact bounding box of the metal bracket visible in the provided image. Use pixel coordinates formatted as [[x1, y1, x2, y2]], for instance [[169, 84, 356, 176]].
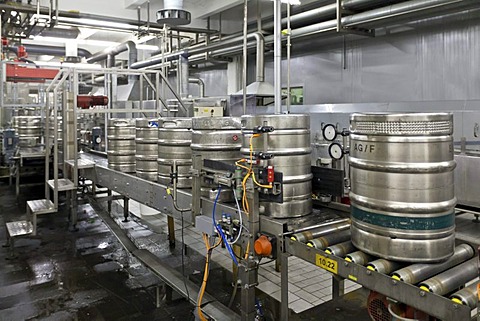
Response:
[[336, 0, 375, 37]]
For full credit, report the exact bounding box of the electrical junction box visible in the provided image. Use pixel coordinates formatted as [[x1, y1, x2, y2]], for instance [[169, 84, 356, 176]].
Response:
[[193, 106, 224, 117]]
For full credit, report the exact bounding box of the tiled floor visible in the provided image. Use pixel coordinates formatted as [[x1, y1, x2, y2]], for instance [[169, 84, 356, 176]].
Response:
[[118, 199, 362, 314]]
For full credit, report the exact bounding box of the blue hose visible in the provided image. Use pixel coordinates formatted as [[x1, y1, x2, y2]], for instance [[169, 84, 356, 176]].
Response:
[[213, 187, 239, 266]]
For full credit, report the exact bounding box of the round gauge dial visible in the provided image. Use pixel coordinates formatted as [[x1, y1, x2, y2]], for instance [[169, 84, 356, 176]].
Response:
[[328, 143, 344, 160], [322, 124, 337, 141]]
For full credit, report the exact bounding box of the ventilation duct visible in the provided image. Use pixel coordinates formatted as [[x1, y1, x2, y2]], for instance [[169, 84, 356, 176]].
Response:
[[157, 0, 191, 25]]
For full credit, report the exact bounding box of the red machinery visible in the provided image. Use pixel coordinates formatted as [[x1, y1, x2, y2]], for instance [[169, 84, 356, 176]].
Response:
[[77, 95, 109, 109]]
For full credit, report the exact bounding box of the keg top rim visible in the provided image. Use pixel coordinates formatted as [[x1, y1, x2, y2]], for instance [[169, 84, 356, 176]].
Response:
[[350, 112, 452, 121]]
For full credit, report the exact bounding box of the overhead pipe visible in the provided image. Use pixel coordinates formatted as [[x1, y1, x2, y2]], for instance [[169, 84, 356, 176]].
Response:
[[189, 77, 205, 97], [261, 0, 404, 30], [286, 0, 476, 39], [7, 44, 92, 58], [131, 32, 265, 83], [30, 25, 80, 39], [133, 0, 475, 75], [86, 40, 137, 67], [0, 3, 216, 35], [179, 52, 189, 98]]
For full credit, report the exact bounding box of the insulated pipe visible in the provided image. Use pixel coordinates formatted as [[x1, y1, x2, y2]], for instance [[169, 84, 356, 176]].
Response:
[[86, 41, 138, 68], [131, 0, 474, 71], [419, 258, 479, 295], [391, 244, 475, 284], [131, 33, 265, 83], [288, 0, 475, 39], [7, 44, 92, 58], [106, 54, 115, 68], [262, 0, 392, 30], [188, 77, 205, 97], [179, 53, 189, 98]]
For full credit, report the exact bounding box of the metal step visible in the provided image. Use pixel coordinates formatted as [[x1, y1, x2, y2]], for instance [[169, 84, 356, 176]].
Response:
[[26, 199, 56, 215], [65, 159, 95, 169], [47, 178, 76, 191], [6, 220, 33, 237]]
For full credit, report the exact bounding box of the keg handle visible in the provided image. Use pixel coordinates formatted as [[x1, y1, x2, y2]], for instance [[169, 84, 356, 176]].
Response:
[[162, 119, 179, 127], [113, 120, 131, 127]]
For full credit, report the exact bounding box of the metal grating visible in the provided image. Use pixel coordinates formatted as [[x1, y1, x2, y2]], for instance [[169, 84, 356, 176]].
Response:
[[368, 298, 391, 321], [352, 120, 452, 135]]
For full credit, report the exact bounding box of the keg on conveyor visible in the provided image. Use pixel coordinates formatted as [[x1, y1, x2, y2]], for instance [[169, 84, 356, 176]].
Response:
[[241, 114, 313, 218], [191, 117, 242, 199], [135, 118, 158, 181], [157, 117, 192, 188], [14, 116, 43, 147], [348, 113, 456, 262], [107, 118, 136, 173]]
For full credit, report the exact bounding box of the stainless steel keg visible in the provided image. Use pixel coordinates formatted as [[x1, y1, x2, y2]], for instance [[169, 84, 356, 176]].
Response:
[[157, 118, 193, 188], [241, 114, 313, 218], [191, 117, 242, 198], [14, 116, 43, 147], [107, 118, 136, 172], [135, 119, 158, 181], [349, 112, 456, 262]]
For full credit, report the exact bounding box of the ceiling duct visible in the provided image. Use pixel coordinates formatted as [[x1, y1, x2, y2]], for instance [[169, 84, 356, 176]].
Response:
[[157, 0, 191, 26]]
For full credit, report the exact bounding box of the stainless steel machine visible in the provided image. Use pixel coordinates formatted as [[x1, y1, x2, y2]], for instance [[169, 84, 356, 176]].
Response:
[[6, 62, 478, 321]]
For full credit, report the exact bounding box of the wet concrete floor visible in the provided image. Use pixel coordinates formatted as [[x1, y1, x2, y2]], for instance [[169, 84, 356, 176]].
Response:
[[0, 180, 195, 321]]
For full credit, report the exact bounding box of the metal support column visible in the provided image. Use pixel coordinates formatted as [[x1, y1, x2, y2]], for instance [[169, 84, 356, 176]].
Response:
[[280, 251, 289, 321], [123, 196, 129, 222], [107, 189, 112, 213], [332, 275, 345, 298], [167, 216, 175, 247], [191, 154, 202, 219], [240, 181, 260, 321]]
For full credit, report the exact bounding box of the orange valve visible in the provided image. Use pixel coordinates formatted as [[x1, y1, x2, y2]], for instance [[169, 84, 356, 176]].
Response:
[[254, 235, 273, 257]]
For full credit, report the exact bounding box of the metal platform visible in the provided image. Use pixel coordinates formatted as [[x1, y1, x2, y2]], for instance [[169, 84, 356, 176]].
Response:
[[65, 159, 95, 169], [47, 178, 76, 191], [27, 199, 55, 215], [6, 220, 33, 237]]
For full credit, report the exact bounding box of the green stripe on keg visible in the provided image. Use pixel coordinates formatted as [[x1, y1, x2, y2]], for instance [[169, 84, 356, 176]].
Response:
[[351, 207, 454, 230]]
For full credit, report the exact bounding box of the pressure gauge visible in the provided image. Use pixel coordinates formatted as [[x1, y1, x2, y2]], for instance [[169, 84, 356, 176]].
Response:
[[322, 124, 337, 141], [328, 143, 344, 160]]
